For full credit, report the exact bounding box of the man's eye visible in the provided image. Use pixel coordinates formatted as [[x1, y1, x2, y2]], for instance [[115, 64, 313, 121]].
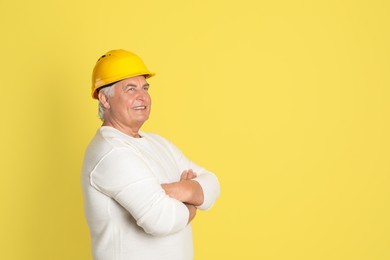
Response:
[[144, 87, 149, 91]]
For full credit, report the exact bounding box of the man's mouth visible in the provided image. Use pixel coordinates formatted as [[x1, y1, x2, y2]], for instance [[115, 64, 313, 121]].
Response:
[[133, 106, 147, 110]]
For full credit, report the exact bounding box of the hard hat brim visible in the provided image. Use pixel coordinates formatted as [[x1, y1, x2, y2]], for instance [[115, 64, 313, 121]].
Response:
[[92, 72, 155, 99]]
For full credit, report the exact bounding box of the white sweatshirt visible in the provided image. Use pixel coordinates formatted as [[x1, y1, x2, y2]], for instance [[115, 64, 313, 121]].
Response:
[[81, 126, 220, 260]]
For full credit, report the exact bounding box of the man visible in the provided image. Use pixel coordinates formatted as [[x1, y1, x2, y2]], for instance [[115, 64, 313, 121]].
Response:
[[82, 49, 220, 260]]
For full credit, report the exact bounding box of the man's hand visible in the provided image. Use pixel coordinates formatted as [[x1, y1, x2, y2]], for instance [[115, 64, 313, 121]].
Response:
[[161, 169, 204, 206], [161, 169, 203, 224], [185, 203, 197, 223]]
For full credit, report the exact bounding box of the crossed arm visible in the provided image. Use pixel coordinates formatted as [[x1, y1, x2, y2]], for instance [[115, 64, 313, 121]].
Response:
[[161, 169, 204, 224]]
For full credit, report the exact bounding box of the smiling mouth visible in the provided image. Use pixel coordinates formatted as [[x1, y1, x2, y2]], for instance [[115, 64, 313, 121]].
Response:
[[133, 106, 147, 110]]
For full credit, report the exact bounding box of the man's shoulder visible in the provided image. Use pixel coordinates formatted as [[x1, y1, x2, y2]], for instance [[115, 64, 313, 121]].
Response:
[[83, 128, 140, 172], [90, 127, 177, 154], [85, 127, 136, 157]]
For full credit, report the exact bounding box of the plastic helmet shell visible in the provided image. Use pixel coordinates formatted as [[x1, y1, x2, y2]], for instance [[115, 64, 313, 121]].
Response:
[[91, 49, 155, 99]]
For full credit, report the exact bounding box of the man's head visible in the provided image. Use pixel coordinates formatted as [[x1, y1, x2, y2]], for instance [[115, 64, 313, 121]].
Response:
[[91, 50, 155, 135]]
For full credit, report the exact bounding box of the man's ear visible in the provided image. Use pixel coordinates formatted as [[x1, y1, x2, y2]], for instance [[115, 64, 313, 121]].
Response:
[[98, 91, 110, 109]]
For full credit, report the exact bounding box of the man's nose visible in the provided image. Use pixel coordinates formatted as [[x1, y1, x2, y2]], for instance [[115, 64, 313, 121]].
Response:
[[136, 89, 147, 100]]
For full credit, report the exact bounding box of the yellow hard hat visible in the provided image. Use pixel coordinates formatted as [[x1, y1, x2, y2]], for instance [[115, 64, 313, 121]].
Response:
[[91, 49, 155, 99]]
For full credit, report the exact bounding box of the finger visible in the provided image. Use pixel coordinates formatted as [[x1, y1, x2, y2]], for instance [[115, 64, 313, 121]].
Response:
[[186, 169, 193, 179], [180, 170, 189, 181], [187, 169, 197, 179]]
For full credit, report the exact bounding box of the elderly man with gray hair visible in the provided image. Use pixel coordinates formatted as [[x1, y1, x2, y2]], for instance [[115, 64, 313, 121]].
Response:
[[82, 49, 220, 260]]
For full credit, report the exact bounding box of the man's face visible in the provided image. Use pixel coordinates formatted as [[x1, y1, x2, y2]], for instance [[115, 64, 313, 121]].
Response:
[[106, 75, 151, 129]]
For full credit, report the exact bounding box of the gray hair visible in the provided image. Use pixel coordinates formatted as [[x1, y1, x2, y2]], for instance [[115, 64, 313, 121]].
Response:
[[98, 85, 115, 121]]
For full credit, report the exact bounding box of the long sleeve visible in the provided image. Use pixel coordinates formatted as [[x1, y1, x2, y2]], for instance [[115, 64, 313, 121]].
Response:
[[191, 169, 220, 210], [90, 148, 189, 236]]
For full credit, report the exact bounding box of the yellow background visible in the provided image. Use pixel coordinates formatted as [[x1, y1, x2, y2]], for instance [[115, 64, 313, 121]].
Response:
[[1, 0, 389, 259]]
